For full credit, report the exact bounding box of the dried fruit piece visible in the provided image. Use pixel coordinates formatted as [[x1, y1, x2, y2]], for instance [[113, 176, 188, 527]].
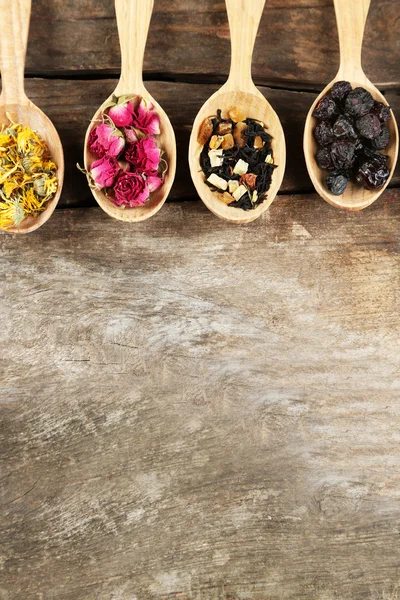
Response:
[[333, 115, 357, 139], [330, 140, 356, 170], [228, 107, 246, 123], [326, 170, 349, 195], [356, 113, 381, 139], [220, 192, 235, 204], [228, 179, 240, 194], [209, 135, 224, 150], [217, 122, 233, 136], [312, 95, 339, 120], [208, 149, 223, 168], [222, 133, 234, 150], [232, 184, 248, 201], [240, 173, 257, 190], [198, 117, 213, 145], [233, 121, 247, 148], [331, 81, 352, 102], [371, 101, 391, 123], [316, 147, 334, 171], [314, 121, 334, 146], [356, 156, 390, 190], [233, 159, 249, 176], [207, 173, 228, 190], [371, 125, 390, 150], [344, 88, 374, 118]]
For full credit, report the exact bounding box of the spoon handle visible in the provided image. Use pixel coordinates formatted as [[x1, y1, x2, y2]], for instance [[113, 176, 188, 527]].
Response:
[[225, 0, 266, 91], [334, 0, 371, 81], [0, 0, 31, 105], [114, 0, 154, 95]]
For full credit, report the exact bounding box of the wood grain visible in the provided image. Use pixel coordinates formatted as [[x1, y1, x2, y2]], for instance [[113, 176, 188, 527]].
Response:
[[23, 0, 400, 88], [18, 78, 400, 208], [1, 196, 400, 599]]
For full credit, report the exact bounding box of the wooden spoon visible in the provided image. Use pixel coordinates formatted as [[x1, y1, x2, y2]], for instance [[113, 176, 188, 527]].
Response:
[[188, 0, 286, 224], [304, 0, 399, 211], [0, 0, 64, 234], [84, 0, 176, 223]]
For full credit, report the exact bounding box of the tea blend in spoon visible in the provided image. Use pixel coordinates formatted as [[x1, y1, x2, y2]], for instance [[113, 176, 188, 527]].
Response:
[[81, 95, 167, 208], [0, 115, 58, 230], [198, 107, 277, 211], [313, 81, 392, 196]]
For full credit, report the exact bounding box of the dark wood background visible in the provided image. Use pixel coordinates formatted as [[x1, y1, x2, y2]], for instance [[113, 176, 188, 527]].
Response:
[[2, 2, 400, 599]]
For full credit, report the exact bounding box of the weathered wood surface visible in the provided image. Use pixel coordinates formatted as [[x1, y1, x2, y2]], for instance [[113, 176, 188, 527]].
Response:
[[26, 0, 400, 88], [2, 196, 400, 599], [21, 79, 400, 207]]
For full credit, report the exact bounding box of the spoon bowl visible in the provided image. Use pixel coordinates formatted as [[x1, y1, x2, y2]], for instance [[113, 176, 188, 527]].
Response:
[[0, 1, 64, 234], [304, 0, 399, 211], [84, 0, 176, 223], [189, 0, 286, 224], [190, 88, 285, 223]]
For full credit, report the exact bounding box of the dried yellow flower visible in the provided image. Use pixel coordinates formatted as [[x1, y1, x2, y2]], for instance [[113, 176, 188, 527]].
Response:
[[0, 117, 58, 231]]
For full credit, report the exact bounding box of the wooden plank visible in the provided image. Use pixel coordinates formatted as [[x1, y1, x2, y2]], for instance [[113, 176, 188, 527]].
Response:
[[1, 195, 400, 599], [24, 0, 400, 88], [21, 78, 400, 208]]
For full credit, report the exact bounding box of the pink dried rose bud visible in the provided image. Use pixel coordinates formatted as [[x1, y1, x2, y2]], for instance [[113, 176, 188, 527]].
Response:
[[125, 137, 161, 175], [124, 127, 139, 144], [108, 100, 134, 127], [131, 99, 160, 136], [112, 172, 149, 208], [147, 173, 164, 192], [88, 124, 125, 158], [90, 156, 121, 189]]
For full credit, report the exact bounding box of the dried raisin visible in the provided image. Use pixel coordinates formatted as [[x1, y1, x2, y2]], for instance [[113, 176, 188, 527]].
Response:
[[313, 96, 339, 120], [326, 171, 349, 195], [356, 114, 381, 139], [331, 81, 352, 102], [314, 121, 334, 146], [344, 88, 374, 118]]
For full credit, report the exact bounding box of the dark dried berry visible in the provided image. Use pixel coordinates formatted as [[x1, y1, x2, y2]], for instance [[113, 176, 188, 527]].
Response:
[[356, 156, 390, 190], [360, 147, 388, 166], [330, 140, 356, 170], [316, 147, 334, 170], [313, 95, 339, 120], [314, 121, 334, 146], [356, 113, 381, 139], [371, 101, 391, 123], [345, 87, 374, 118], [331, 81, 352, 102], [333, 115, 357, 139], [326, 170, 349, 195], [371, 125, 390, 150]]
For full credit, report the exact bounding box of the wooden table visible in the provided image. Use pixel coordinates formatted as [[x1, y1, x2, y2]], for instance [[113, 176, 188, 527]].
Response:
[[2, 2, 400, 598]]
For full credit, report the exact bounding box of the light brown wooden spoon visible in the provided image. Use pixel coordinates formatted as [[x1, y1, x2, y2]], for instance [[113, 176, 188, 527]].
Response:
[[84, 0, 176, 223], [0, 0, 64, 234], [189, 0, 286, 224], [304, 0, 399, 211]]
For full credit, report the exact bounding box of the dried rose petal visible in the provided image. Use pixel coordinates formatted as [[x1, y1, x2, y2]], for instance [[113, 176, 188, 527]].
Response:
[[108, 101, 134, 127], [131, 99, 160, 136], [88, 124, 125, 158], [112, 171, 149, 207], [147, 173, 163, 192], [124, 127, 139, 143], [90, 156, 121, 188], [125, 137, 161, 175]]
